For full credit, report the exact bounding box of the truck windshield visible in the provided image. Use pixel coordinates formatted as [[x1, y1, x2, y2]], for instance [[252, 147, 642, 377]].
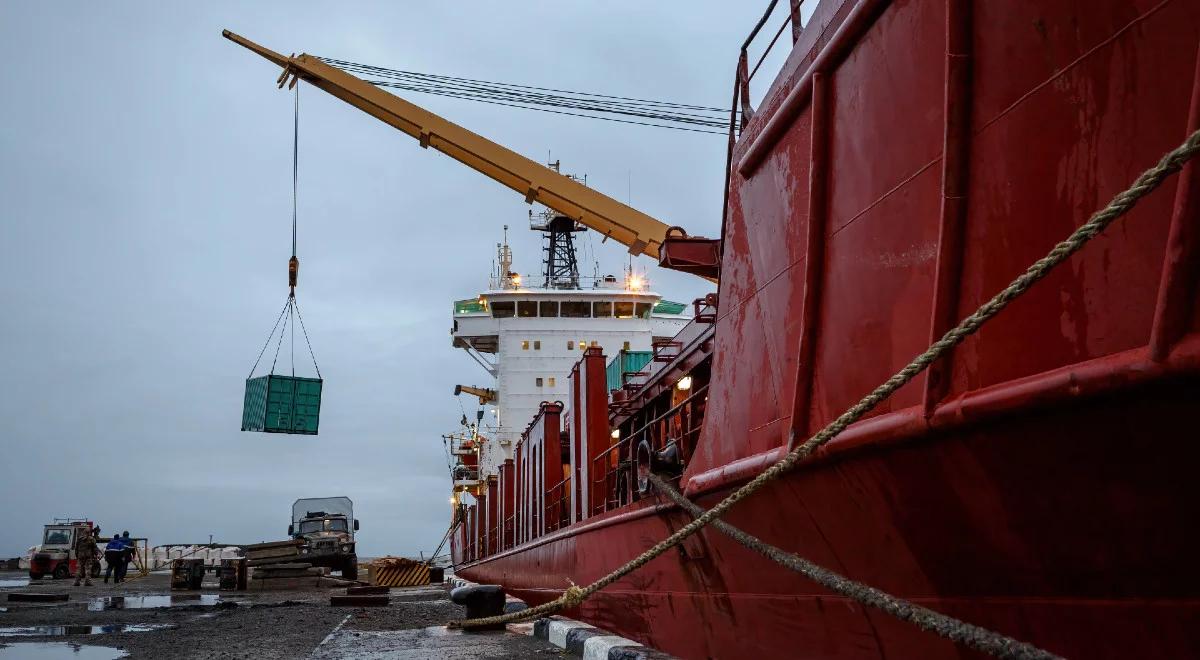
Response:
[[43, 528, 73, 545], [299, 519, 347, 534]]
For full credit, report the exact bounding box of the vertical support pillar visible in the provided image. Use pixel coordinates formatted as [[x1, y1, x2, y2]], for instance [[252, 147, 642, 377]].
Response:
[[485, 477, 498, 557], [514, 441, 524, 545], [570, 362, 585, 523], [923, 0, 974, 413], [501, 459, 515, 551], [786, 71, 830, 448], [474, 492, 487, 560], [580, 348, 610, 517], [1150, 45, 1200, 361]]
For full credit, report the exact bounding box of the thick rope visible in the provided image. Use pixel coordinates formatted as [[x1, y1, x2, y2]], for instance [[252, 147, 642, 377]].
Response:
[[448, 129, 1200, 638], [647, 473, 1058, 659]]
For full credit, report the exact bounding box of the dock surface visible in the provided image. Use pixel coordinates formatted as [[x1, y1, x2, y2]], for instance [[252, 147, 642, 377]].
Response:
[[0, 571, 560, 659]]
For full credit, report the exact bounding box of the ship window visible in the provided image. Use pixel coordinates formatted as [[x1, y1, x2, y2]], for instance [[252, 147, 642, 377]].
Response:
[[593, 301, 612, 318], [636, 302, 652, 318], [561, 301, 590, 318], [536, 377, 544, 387], [579, 341, 587, 350], [539, 301, 559, 317], [548, 377, 556, 387], [567, 341, 574, 350], [623, 341, 631, 351], [491, 301, 515, 318], [534, 340, 541, 350], [518, 301, 538, 318], [521, 340, 529, 350], [614, 301, 635, 318]]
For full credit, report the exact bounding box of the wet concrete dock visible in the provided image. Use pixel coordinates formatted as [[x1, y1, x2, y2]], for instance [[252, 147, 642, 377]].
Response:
[[0, 571, 561, 659]]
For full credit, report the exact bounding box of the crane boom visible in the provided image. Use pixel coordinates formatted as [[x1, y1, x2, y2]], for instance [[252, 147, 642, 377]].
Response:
[[222, 30, 675, 260]]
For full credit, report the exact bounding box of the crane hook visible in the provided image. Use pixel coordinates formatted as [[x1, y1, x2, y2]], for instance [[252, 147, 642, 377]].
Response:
[[289, 255, 299, 294]]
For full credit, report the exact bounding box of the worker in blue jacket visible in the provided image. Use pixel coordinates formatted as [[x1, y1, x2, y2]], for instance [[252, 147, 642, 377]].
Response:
[[103, 535, 126, 584]]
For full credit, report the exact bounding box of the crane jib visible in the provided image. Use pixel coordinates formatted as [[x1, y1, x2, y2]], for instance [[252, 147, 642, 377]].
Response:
[[222, 29, 725, 278]]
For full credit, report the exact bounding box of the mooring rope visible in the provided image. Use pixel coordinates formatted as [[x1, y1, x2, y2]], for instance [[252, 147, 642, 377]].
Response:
[[448, 128, 1200, 652], [647, 473, 1058, 659]]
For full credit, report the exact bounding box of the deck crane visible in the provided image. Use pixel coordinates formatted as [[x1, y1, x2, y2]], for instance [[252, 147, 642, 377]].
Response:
[[222, 30, 721, 280]]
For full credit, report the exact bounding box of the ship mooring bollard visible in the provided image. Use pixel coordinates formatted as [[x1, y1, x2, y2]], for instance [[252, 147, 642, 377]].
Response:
[[449, 584, 506, 631]]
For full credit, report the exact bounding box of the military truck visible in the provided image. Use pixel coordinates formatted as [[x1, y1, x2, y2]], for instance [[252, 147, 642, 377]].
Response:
[[288, 497, 359, 580]]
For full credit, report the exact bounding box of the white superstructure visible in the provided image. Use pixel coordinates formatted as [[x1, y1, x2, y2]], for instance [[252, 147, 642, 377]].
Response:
[[451, 272, 690, 480]]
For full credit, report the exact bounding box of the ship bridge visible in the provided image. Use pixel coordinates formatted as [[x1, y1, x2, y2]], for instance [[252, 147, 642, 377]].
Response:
[[451, 273, 690, 478]]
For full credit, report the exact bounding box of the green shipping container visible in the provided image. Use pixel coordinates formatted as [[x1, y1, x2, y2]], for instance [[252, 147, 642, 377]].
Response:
[[242, 375, 323, 435], [606, 350, 653, 393]]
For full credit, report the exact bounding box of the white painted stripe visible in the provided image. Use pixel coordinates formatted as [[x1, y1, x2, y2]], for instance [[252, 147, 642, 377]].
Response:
[[310, 613, 352, 656], [583, 635, 642, 660], [548, 618, 595, 647]]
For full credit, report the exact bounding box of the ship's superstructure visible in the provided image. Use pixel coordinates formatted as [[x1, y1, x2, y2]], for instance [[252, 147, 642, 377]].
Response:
[[449, 213, 690, 487]]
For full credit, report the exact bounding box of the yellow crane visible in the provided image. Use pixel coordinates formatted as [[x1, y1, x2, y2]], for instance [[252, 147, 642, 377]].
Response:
[[222, 30, 720, 275]]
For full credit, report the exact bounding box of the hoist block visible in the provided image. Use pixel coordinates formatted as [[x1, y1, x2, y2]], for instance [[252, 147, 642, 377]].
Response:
[[241, 375, 323, 435]]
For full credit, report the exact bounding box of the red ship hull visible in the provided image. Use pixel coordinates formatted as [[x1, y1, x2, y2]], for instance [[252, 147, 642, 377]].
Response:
[[454, 0, 1200, 657]]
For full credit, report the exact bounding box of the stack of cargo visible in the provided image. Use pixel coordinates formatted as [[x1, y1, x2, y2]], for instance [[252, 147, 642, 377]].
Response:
[[243, 540, 346, 589]]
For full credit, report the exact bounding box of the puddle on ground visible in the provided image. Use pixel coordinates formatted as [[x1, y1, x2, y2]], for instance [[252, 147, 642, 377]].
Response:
[[0, 580, 29, 589], [0, 624, 173, 637], [87, 594, 220, 611], [0, 642, 127, 659]]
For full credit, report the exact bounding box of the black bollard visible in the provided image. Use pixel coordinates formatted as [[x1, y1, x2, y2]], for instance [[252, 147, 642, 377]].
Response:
[[449, 584, 506, 631]]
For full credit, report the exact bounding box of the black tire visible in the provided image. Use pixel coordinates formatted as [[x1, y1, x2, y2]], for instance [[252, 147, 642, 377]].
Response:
[[342, 557, 358, 581], [52, 564, 70, 580]]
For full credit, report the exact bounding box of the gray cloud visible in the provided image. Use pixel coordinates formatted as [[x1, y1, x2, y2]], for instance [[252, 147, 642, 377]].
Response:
[[0, 1, 776, 557]]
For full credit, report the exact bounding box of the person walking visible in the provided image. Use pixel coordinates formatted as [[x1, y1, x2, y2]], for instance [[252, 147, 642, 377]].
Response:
[[117, 531, 134, 583], [73, 526, 100, 587], [103, 534, 126, 584]]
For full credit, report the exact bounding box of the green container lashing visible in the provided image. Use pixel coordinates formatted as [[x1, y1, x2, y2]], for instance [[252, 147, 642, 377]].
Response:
[[241, 375, 323, 435]]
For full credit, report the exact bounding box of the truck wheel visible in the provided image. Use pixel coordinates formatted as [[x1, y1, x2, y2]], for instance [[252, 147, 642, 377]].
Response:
[[342, 557, 358, 581], [53, 564, 70, 580]]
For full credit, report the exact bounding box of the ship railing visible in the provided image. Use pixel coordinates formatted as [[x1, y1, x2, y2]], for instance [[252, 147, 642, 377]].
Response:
[[591, 384, 709, 516], [722, 0, 808, 235], [544, 476, 572, 534]]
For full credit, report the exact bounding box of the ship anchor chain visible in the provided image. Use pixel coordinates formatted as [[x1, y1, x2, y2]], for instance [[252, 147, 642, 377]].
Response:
[[449, 129, 1200, 660]]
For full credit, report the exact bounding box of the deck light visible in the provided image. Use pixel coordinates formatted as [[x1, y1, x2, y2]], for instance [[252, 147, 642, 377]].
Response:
[[611, 429, 620, 439], [676, 375, 693, 391]]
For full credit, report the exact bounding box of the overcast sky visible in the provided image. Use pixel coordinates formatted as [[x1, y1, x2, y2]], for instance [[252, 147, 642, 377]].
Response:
[[0, 2, 790, 558]]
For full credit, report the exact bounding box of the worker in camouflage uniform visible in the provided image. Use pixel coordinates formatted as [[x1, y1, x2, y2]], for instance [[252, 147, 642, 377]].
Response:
[[73, 526, 100, 586]]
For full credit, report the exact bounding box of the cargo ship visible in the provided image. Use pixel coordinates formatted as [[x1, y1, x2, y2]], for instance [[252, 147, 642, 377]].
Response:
[[224, 1, 1200, 655], [444, 1, 1200, 658]]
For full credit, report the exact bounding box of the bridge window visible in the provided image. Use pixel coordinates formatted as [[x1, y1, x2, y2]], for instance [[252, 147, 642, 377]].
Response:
[[561, 301, 590, 318], [536, 377, 544, 387], [567, 341, 574, 350], [521, 340, 530, 350], [548, 377, 556, 387], [491, 301, 515, 318], [636, 302, 652, 319], [540, 301, 559, 317], [534, 340, 541, 350], [614, 301, 635, 318], [593, 301, 612, 318], [518, 301, 538, 318]]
